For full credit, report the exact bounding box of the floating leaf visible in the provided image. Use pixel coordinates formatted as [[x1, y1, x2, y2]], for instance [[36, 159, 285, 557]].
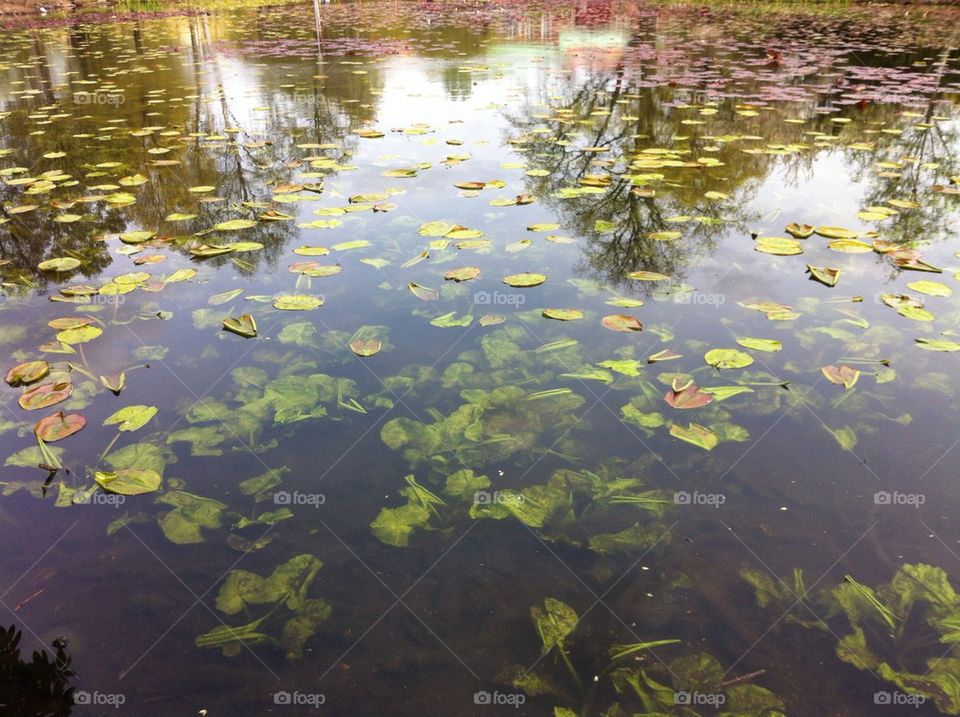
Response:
[[915, 338, 960, 352], [95, 469, 162, 495], [807, 265, 840, 287], [602, 314, 642, 332], [664, 383, 713, 409], [670, 422, 718, 450], [38, 257, 81, 272], [223, 315, 258, 338], [786, 223, 814, 238], [444, 267, 480, 282], [907, 280, 951, 297], [34, 412, 86, 442], [816, 226, 859, 239], [821, 364, 860, 389], [349, 339, 382, 357], [273, 295, 323, 310], [755, 237, 802, 255], [406, 282, 439, 301], [502, 273, 546, 288], [18, 382, 73, 410], [104, 405, 157, 432], [705, 349, 754, 369], [542, 308, 583, 321], [627, 271, 669, 281], [736, 338, 782, 352], [56, 325, 103, 345], [828, 239, 873, 253], [214, 219, 256, 231], [5, 360, 49, 387]]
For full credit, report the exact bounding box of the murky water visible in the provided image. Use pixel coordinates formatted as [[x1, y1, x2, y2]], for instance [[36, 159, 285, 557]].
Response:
[[0, 1, 960, 714]]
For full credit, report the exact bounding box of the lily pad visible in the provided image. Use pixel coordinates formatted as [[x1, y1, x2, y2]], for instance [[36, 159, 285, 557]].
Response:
[[669, 422, 719, 450], [602, 314, 642, 332], [542, 308, 584, 321], [444, 267, 480, 282], [5, 360, 49, 387], [273, 295, 323, 311], [705, 349, 754, 369], [223, 315, 258, 338], [18, 382, 73, 410], [95, 469, 162, 496], [104, 405, 158, 432], [349, 339, 382, 357], [34, 411, 86, 442], [38, 257, 81, 272], [503, 273, 546, 288]]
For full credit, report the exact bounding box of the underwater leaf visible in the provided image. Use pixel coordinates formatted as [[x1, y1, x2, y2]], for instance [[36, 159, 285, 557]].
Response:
[[530, 598, 578, 655], [156, 491, 226, 544], [370, 503, 431, 547]]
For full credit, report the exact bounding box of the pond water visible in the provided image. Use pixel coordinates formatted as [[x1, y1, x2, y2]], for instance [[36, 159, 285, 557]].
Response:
[[1, 1, 960, 714]]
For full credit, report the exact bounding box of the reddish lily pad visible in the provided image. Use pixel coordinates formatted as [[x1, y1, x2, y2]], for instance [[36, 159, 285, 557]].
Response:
[[349, 339, 382, 357], [821, 364, 860, 389], [602, 314, 643, 332], [5, 360, 49, 387], [19, 381, 73, 410], [34, 411, 86, 442]]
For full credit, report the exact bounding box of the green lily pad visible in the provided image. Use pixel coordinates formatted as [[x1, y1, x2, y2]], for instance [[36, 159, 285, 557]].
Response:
[[503, 273, 547, 288], [95, 469, 162, 495], [669, 422, 718, 450], [38, 257, 81, 272], [273, 295, 323, 311], [542, 308, 583, 321], [104, 405, 158, 432], [704, 348, 754, 369], [223, 314, 258, 338]]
